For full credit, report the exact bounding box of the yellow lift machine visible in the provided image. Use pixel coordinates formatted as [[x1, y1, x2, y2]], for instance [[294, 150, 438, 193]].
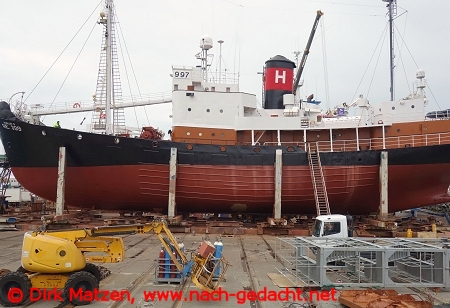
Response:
[[0, 220, 230, 306]]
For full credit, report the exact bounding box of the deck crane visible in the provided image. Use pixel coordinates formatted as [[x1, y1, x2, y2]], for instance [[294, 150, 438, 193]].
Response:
[[292, 10, 324, 96], [0, 220, 230, 306]]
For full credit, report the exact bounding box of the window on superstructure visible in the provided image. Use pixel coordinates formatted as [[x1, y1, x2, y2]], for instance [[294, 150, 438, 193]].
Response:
[[174, 84, 178, 90], [226, 87, 230, 92]]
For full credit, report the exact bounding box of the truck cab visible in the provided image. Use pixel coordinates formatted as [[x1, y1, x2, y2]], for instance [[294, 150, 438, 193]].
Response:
[[312, 214, 353, 238]]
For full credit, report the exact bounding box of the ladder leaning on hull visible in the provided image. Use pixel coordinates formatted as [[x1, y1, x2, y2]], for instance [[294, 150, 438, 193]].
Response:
[[307, 142, 331, 216]]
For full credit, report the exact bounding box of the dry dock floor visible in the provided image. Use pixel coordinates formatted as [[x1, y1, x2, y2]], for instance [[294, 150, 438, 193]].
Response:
[[1, 230, 450, 308]]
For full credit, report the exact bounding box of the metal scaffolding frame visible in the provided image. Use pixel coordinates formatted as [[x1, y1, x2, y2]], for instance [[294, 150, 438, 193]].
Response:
[[275, 237, 450, 288]]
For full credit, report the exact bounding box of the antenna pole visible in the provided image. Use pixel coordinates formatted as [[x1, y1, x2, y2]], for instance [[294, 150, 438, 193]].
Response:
[[218, 40, 224, 83], [386, 0, 397, 101]]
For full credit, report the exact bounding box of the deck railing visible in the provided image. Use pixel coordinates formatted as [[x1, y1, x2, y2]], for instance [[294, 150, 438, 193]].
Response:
[[261, 131, 450, 152]]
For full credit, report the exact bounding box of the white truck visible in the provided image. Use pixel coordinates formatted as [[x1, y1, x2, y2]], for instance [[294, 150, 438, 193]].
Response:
[[311, 214, 354, 238]]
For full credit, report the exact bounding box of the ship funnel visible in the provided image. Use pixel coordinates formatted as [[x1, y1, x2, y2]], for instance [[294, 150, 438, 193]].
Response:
[[264, 55, 295, 109]]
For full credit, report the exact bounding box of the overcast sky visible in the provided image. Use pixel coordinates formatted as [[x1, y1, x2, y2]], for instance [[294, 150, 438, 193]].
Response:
[[1, 0, 449, 141]]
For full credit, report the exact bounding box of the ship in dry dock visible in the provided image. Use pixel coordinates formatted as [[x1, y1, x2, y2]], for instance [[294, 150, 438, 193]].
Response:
[[0, 0, 450, 216]]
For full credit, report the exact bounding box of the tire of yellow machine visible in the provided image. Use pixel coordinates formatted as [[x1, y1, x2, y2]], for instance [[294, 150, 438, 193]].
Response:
[[64, 271, 98, 305], [16, 266, 27, 273], [0, 272, 31, 306], [81, 263, 101, 282]]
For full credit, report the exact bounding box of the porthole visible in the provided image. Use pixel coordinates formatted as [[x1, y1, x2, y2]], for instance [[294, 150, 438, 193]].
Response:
[[392, 106, 395, 110], [396, 129, 400, 133], [114, 138, 120, 144], [152, 141, 158, 147], [7, 142, 11, 148], [206, 109, 210, 113], [188, 108, 192, 112], [187, 131, 191, 136], [220, 109, 223, 113], [220, 146, 226, 152], [186, 144, 193, 150], [316, 134, 320, 138], [212, 133, 215, 137], [287, 146, 295, 152], [199, 132, 203, 136], [220, 133, 225, 138], [253, 147, 261, 153], [41, 130, 46, 136], [411, 105, 415, 108], [59, 250, 66, 257], [77, 134, 82, 140]]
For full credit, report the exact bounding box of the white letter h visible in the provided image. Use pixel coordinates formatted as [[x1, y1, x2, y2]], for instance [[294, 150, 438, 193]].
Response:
[[275, 70, 286, 84]]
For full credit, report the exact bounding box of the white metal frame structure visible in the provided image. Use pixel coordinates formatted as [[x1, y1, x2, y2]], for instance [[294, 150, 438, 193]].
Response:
[[276, 237, 450, 288]]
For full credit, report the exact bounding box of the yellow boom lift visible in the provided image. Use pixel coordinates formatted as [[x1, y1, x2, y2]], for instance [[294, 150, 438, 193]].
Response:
[[0, 220, 230, 306]]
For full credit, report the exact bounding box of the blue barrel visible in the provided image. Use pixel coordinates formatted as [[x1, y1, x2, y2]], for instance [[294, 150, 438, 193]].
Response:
[[158, 247, 165, 278], [177, 241, 185, 278], [214, 237, 223, 277], [164, 249, 170, 278]]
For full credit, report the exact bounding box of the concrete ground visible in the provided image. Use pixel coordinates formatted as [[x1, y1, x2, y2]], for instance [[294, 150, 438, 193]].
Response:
[[0, 230, 449, 307]]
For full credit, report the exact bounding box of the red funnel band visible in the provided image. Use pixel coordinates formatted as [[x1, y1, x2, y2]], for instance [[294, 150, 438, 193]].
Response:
[[265, 67, 293, 91]]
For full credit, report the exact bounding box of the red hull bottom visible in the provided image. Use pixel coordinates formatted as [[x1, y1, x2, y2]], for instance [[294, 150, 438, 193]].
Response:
[[12, 163, 450, 215]]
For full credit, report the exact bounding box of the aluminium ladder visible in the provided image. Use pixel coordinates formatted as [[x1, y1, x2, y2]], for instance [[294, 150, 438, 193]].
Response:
[[307, 142, 331, 216]]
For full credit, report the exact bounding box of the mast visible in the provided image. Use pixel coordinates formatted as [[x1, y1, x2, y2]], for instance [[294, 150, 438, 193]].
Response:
[[105, 0, 112, 134], [199, 35, 213, 83], [384, 0, 397, 101], [92, 0, 125, 135]]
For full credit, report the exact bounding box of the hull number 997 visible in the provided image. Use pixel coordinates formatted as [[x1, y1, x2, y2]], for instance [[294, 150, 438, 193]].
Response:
[[173, 71, 190, 78]]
